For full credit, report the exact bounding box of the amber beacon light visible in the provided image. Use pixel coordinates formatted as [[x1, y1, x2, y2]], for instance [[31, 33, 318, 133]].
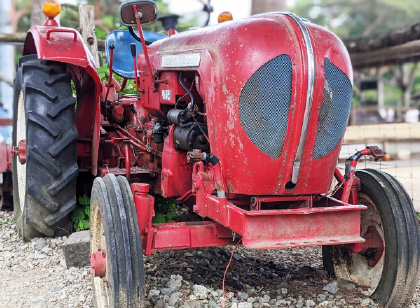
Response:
[[43, 1, 61, 18], [218, 11, 233, 23]]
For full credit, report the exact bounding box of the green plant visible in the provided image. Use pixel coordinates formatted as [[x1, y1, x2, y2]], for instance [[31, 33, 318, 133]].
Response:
[[97, 66, 137, 95], [71, 195, 91, 231], [153, 195, 178, 223], [0, 219, 10, 231]]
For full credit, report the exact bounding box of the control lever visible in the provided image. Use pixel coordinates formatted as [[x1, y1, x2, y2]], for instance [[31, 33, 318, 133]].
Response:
[[131, 43, 141, 93], [104, 43, 115, 101]]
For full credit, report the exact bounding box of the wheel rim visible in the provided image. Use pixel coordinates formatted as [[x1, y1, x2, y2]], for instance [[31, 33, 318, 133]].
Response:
[[333, 193, 385, 291], [91, 200, 109, 307], [16, 91, 26, 212]]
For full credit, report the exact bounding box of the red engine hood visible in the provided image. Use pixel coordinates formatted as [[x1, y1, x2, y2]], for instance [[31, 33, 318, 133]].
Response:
[[142, 13, 352, 196]]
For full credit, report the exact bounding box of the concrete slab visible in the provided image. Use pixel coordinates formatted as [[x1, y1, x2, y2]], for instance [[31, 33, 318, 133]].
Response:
[[62, 230, 90, 268]]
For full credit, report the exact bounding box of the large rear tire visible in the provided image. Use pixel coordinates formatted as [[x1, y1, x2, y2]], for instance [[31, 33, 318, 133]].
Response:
[[12, 55, 78, 240], [90, 174, 145, 308], [322, 169, 420, 308]]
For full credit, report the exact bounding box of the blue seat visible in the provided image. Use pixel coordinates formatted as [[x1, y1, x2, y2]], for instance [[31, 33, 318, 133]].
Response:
[[105, 30, 166, 79]]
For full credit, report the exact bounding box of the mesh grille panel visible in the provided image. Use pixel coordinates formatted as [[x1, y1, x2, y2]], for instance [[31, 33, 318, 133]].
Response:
[[313, 59, 352, 159], [239, 55, 292, 158]]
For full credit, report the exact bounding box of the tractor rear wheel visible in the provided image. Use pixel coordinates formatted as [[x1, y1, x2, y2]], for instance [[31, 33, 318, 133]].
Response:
[[322, 169, 420, 308], [12, 55, 78, 240], [90, 174, 145, 308]]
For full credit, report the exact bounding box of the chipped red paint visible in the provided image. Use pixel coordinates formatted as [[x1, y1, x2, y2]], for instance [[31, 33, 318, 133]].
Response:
[[22, 11, 367, 255], [140, 13, 352, 196]]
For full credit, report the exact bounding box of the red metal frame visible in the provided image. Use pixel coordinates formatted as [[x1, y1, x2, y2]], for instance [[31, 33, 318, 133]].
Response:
[[132, 161, 368, 255], [0, 143, 12, 174], [0, 118, 12, 126]]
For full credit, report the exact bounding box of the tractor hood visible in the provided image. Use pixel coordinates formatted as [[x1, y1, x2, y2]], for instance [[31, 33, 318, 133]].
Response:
[[143, 13, 353, 196]]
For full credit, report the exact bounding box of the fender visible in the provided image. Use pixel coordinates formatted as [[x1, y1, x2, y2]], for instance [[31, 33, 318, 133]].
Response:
[[23, 26, 102, 176]]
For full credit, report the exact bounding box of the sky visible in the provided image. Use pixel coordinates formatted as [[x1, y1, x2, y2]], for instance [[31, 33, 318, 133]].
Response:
[[60, 0, 253, 25], [59, 0, 299, 25], [166, 0, 251, 25]]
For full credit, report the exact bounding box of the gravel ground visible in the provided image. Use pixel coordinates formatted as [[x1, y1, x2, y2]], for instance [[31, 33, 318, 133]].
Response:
[[0, 209, 419, 308]]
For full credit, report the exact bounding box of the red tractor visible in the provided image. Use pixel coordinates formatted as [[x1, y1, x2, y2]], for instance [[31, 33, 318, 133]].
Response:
[[12, 0, 419, 307]]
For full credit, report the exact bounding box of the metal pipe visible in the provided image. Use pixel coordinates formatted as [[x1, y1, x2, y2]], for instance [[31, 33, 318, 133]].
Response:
[[133, 5, 154, 78], [124, 143, 131, 181]]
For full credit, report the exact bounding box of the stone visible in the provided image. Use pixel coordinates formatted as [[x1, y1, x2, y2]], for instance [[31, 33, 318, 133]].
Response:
[[155, 299, 165, 308], [78, 294, 85, 303], [238, 303, 253, 308], [247, 297, 256, 303], [337, 278, 356, 290], [33, 296, 45, 303], [160, 287, 175, 296], [260, 295, 270, 303], [360, 298, 371, 306], [306, 299, 316, 307], [209, 300, 220, 308], [237, 292, 249, 300], [317, 294, 327, 302], [62, 231, 90, 268], [169, 292, 180, 306], [35, 238, 47, 251], [192, 273, 205, 285], [185, 300, 204, 308], [323, 281, 339, 294], [193, 285, 208, 300], [297, 266, 316, 276], [51, 285, 63, 293], [148, 289, 160, 299]]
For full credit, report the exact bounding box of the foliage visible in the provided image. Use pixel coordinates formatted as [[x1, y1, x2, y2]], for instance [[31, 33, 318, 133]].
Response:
[[0, 219, 10, 231], [97, 66, 138, 94], [153, 195, 178, 223], [291, 0, 420, 39], [71, 195, 90, 232]]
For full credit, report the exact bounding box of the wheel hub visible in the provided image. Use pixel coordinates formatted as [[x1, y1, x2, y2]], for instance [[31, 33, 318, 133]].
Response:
[[347, 225, 384, 267], [13, 140, 27, 165], [89, 248, 107, 277]]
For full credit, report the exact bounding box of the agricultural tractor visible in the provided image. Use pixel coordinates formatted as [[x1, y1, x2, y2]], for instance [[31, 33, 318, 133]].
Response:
[[12, 0, 420, 307]]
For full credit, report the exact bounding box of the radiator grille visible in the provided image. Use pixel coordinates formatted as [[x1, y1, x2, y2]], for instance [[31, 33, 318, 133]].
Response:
[[313, 59, 352, 159], [239, 55, 292, 158]]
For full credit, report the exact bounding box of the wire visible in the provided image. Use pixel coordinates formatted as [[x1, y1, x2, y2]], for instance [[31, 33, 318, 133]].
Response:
[[175, 77, 194, 108], [192, 117, 210, 143], [179, 72, 195, 111], [221, 239, 242, 308]]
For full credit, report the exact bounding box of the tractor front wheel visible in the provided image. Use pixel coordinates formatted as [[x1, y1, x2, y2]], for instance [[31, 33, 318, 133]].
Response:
[[90, 174, 145, 307], [12, 55, 78, 240], [323, 169, 420, 308]]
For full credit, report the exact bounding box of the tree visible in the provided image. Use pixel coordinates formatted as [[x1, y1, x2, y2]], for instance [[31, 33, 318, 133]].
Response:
[[31, 0, 46, 26], [251, 0, 286, 15], [291, 0, 420, 39]]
